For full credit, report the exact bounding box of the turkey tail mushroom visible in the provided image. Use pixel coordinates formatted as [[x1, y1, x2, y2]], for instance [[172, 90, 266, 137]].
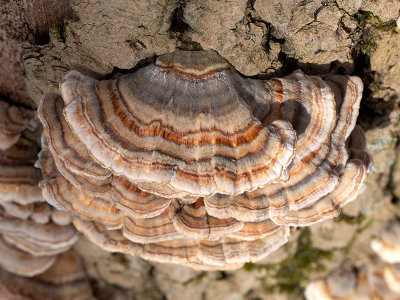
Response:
[[0, 101, 78, 277], [37, 50, 369, 270], [0, 251, 94, 299]]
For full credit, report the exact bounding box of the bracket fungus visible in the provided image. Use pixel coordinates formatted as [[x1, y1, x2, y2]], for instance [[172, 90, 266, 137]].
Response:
[[371, 220, 400, 264], [0, 100, 38, 151], [38, 50, 370, 269], [305, 264, 400, 299], [0, 251, 94, 299], [0, 106, 77, 277], [305, 221, 400, 300], [0, 199, 77, 276]]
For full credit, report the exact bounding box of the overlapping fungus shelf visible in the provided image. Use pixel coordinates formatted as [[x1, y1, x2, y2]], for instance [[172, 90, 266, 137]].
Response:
[[371, 220, 400, 264], [0, 106, 77, 277], [305, 220, 400, 300], [38, 50, 370, 270], [0, 100, 38, 151], [0, 251, 95, 299]]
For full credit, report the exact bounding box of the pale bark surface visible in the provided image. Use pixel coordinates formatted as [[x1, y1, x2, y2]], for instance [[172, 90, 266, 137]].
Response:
[[1, 0, 400, 299]]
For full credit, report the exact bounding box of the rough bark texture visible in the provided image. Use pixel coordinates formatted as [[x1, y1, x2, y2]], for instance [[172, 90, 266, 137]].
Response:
[[0, 0, 71, 108], [2, 0, 400, 299]]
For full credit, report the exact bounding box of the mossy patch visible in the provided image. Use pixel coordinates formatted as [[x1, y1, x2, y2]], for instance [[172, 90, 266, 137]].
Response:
[[336, 212, 366, 225], [244, 227, 333, 294], [183, 271, 207, 286], [357, 11, 398, 33], [355, 10, 398, 56], [343, 219, 374, 253], [243, 215, 375, 297]]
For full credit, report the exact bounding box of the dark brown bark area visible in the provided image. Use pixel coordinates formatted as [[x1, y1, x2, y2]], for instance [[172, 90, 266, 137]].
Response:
[[0, 0, 71, 108]]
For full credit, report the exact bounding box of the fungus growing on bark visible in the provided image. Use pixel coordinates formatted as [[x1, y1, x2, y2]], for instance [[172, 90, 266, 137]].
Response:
[[38, 50, 369, 269], [305, 263, 400, 299], [304, 266, 361, 300], [0, 251, 94, 299], [371, 220, 400, 296], [0, 109, 77, 277], [371, 220, 400, 264], [0, 200, 77, 275], [0, 100, 38, 151], [0, 137, 43, 204], [305, 221, 400, 300]]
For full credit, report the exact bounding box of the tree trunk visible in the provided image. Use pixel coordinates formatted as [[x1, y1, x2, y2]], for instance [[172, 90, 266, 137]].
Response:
[[1, 0, 400, 299]]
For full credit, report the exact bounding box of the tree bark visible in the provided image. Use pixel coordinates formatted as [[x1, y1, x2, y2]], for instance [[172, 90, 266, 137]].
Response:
[[0, 0, 71, 107], [1, 1, 400, 299]]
